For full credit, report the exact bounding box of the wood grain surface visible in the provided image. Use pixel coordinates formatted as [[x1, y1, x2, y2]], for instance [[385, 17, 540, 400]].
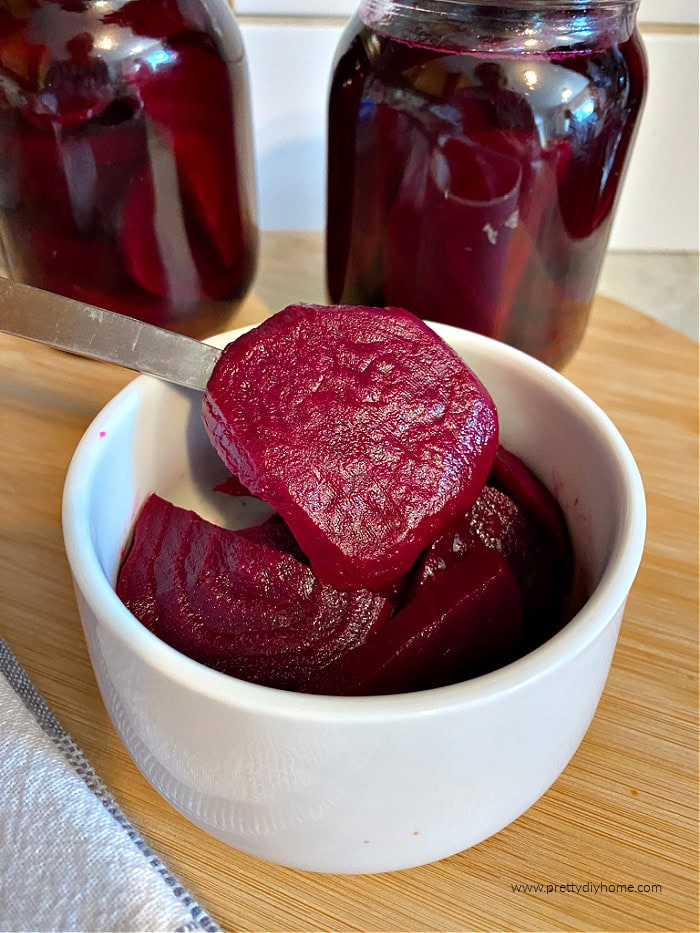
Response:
[[1, 234, 697, 932]]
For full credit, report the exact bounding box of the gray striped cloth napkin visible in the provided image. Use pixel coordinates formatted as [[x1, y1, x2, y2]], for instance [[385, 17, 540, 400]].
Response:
[[0, 639, 222, 933]]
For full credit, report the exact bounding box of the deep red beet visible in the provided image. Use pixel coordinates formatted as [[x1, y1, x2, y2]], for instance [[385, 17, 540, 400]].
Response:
[[130, 42, 245, 270], [202, 304, 499, 592], [384, 135, 523, 340], [116, 495, 392, 691], [408, 484, 568, 645], [305, 546, 523, 696], [489, 445, 573, 582], [326, 13, 647, 367], [0, 7, 257, 335]]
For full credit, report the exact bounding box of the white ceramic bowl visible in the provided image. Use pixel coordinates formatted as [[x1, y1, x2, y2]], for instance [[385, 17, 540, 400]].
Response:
[[62, 323, 645, 874]]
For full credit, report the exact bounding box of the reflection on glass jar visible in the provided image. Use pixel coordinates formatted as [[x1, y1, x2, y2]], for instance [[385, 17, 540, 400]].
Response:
[[327, 0, 647, 368], [0, 0, 258, 338]]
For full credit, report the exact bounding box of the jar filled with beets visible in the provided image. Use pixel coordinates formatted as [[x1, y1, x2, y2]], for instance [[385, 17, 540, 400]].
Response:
[[326, 0, 647, 368], [0, 0, 258, 338]]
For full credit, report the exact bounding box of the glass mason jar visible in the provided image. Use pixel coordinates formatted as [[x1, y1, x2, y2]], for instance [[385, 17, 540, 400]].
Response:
[[326, 0, 647, 368], [0, 0, 258, 338]]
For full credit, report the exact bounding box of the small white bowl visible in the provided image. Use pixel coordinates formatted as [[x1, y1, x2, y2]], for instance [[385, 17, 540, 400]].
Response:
[[62, 323, 645, 874]]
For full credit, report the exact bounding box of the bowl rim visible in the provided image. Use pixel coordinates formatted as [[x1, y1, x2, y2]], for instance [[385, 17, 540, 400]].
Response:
[[62, 323, 646, 722]]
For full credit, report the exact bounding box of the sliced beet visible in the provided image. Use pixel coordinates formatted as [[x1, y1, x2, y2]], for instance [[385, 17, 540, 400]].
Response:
[[120, 162, 251, 303], [121, 168, 168, 297], [119, 41, 251, 299], [489, 444, 573, 580], [134, 43, 243, 268], [304, 545, 523, 696], [409, 485, 568, 644], [116, 495, 392, 691], [13, 226, 146, 314], [384, 134, 521, 337], [202, 303, 499, 592]]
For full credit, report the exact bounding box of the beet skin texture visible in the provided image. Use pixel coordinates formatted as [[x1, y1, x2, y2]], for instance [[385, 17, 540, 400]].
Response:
[[202, 304, 499, 592]]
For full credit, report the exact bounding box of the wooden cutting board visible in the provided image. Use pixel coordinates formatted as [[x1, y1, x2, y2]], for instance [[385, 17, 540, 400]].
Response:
[[0, 274, 697, 932]]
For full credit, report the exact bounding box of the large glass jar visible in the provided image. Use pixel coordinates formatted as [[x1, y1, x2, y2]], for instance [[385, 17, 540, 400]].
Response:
[[0, 0, 258, 338], [327, 0, 647, 368]]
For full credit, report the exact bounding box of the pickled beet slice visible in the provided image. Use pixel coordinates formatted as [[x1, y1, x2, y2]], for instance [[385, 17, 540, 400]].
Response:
[[12, 227, 148, 312], [489, 445, 572, 579], [202, 304, 499, 592], [134, 43, 242, 268], [120, 43, 248, 298], [384, 134, 522, 336], [409, 485, 567, 643], [120, 169, 168, 296], [121, 161, 248, 302], [116, 495, 391, 691], [304, 546, 523, 696]]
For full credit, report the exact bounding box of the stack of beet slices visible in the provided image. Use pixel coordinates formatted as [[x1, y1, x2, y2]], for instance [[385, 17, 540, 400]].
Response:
[[117, 304, 572, 694]]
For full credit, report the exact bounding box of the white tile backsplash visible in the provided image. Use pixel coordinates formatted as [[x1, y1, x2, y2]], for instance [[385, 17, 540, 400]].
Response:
[[236, 0, 354, 16], [241, 22, 700, 250], [610, 32, 699, 251], [638, 0, 699, 25], [243, 23, 342, 229]]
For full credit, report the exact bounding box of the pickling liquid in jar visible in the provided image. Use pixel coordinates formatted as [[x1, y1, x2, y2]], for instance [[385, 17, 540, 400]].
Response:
[[326, 1, 647, 368], [0, 0, 258, 338]]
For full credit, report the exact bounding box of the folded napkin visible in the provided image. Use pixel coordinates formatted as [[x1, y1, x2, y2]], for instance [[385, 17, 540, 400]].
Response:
[[0, 639, 221, 933]]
